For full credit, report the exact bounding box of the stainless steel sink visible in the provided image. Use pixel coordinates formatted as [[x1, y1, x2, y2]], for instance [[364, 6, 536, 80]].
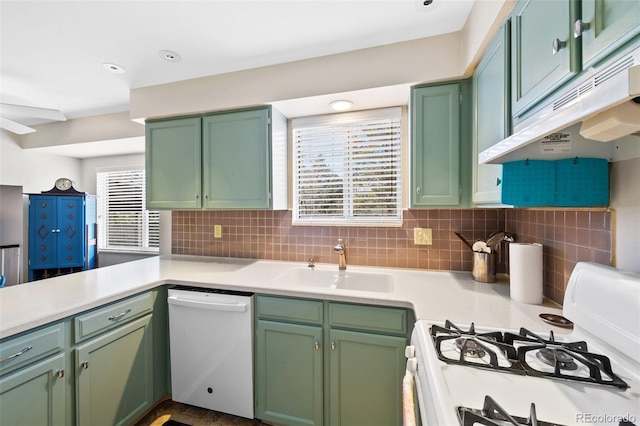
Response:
[[274, 267, 394, 293]]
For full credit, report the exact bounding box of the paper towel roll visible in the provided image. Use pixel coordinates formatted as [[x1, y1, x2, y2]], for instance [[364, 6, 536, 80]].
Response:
[[509, 243, 543, 304]]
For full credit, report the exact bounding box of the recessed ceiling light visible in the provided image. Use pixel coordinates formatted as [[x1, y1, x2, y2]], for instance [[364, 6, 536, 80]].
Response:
[[102, 63, 126, 74], [159, 50, 181, 62], [329, 100, 353, 111]]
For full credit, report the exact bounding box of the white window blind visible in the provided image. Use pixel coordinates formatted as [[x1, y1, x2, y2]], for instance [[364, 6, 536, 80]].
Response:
[[292, 107, 402, 226], [96, 169, 159, 252]]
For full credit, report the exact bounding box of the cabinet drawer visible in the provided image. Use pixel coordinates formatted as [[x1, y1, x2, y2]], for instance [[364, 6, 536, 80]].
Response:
[[329, 303, 407, 335], [256, 296, 323, 324], [0, 322, 65, 376], [74, 292, 153, 342]]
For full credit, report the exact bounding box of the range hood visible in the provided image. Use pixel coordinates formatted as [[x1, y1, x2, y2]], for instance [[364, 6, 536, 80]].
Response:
[[480, 44, 640, 164]]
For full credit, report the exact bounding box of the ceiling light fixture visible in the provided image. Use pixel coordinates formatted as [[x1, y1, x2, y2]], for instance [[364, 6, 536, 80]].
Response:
[[102, 63, 126, 74], [329, 100, 353, 111], [159, 50, 181, 63]]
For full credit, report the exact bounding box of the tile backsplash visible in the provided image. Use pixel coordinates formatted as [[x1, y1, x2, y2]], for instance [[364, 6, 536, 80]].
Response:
[[504, 209, 611, 304], [172, 208, 612, 305]]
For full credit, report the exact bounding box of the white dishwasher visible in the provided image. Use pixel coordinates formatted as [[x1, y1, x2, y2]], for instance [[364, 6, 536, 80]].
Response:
[[168, 287, 254, 418]]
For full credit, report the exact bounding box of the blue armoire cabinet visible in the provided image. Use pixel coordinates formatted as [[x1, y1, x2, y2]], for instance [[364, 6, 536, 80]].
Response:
[[28, 192, 97, 281]]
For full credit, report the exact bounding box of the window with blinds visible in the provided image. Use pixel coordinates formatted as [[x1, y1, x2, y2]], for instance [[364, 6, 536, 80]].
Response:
[[292, 107, 402, 226], [96, 169, 159, 252]]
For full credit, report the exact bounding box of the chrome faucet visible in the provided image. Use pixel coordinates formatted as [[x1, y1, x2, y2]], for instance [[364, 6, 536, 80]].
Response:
[[334, 239, 347, 270]]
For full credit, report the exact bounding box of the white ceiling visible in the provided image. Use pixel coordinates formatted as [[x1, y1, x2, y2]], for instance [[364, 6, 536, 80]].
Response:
[[0, 0, 475, 157]]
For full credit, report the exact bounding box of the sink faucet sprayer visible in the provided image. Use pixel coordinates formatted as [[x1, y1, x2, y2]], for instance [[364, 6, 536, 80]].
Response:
[[334, 239, 347, 270]]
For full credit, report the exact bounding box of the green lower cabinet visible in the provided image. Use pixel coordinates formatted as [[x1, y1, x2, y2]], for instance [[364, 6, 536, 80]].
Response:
[[328, 329, 406, 426], [75, 315, 154, 426], [255, 320, 324, 426], [254, 296, 410, 426], [0, 353, 67, 426]]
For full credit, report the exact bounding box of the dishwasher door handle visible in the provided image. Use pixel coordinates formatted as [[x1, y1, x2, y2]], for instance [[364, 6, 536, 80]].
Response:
[[167, 295, 249, 312]]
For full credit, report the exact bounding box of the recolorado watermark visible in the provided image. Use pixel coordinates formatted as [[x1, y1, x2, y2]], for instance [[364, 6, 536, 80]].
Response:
[[576, 413, 637, 424]]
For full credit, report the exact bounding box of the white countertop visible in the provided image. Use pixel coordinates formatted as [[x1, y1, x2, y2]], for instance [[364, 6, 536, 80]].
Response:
[[0, 255, 564, 339]]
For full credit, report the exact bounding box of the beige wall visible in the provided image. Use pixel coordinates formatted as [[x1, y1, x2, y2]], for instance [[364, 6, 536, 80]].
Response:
[[130, 33, 464, 120], [21, 112, 144, 150]]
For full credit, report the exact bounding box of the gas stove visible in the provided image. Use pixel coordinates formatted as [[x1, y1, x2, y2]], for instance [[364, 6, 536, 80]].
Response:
[[431, 321, 629, 389], [405, 263, 640, 426]]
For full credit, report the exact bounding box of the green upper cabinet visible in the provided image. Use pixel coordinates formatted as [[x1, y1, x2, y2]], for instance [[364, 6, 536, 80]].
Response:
[[511, 0, 580, 121], [203, 109, 270, 209], [577, 0, 640, 68], [146, 117, 202, 209], [146, 106, 287, 210], [472, 22, 511, 205], [411, 83, 462, 207]]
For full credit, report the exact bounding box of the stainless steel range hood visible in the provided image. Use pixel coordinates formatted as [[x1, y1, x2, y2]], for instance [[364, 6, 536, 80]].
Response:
[[480, 44, 640, 164]]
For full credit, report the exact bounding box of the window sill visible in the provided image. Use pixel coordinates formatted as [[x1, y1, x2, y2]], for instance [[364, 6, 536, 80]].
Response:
[[99, 248, 159, 256]]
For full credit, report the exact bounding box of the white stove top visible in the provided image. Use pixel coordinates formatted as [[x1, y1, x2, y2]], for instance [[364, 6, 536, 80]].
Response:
[[409, 263, 640, 426], [413, 321, 640, 426]]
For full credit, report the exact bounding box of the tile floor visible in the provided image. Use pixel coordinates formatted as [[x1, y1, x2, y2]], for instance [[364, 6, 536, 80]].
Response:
[[134, 398, 269, 426]]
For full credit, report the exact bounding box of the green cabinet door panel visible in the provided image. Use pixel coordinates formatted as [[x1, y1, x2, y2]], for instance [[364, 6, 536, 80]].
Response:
[[511, 0, 579, 119], [0, 353, 66, 426], [75, 314, 154, 426], [146, 117, 202, 209], [203, 109, 271, 209], [255, 320, 323, 426], [579, 0, 640, 67], [328, 329, 406, 426], [473, 23, 510, 204], [411, 83, 461, 206]]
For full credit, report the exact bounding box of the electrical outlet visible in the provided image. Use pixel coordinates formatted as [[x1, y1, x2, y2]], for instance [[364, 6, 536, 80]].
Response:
[[414, 228, 432, 245], [214, 225, 222, 238]]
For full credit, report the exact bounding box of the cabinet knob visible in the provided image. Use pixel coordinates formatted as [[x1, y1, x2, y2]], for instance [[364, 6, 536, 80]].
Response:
[[331, 341, 336, 351], [68, 244, 73, 249], [81, 361, 89, 369], [495, 178, 502, 186], [68, 214, 73, 219], [41, 213, 47, 219], [574, 19, 591, 38], [416, 186, 421, 195], [68, 256, 73, 261], [56, 369, 65, 378], [314, 341, 320, 350], [551, 38, 567, 55], [41, 256, 47, 261]]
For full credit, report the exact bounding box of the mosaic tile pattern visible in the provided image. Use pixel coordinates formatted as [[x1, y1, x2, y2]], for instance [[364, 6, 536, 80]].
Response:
[[505, 209, 612, 304], [172, 209, 506, 272], [172, 208, 612, 305]]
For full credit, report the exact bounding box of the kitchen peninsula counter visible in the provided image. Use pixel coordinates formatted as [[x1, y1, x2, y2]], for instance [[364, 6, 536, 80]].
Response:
[[0, 255, 563, 339]]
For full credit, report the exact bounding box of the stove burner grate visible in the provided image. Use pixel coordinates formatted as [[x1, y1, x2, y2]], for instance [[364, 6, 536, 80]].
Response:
[[535, 348, 579, 371], [455, 337, 487, 358], [432, 321, 629, 389], [457, 395, 564, 426]]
